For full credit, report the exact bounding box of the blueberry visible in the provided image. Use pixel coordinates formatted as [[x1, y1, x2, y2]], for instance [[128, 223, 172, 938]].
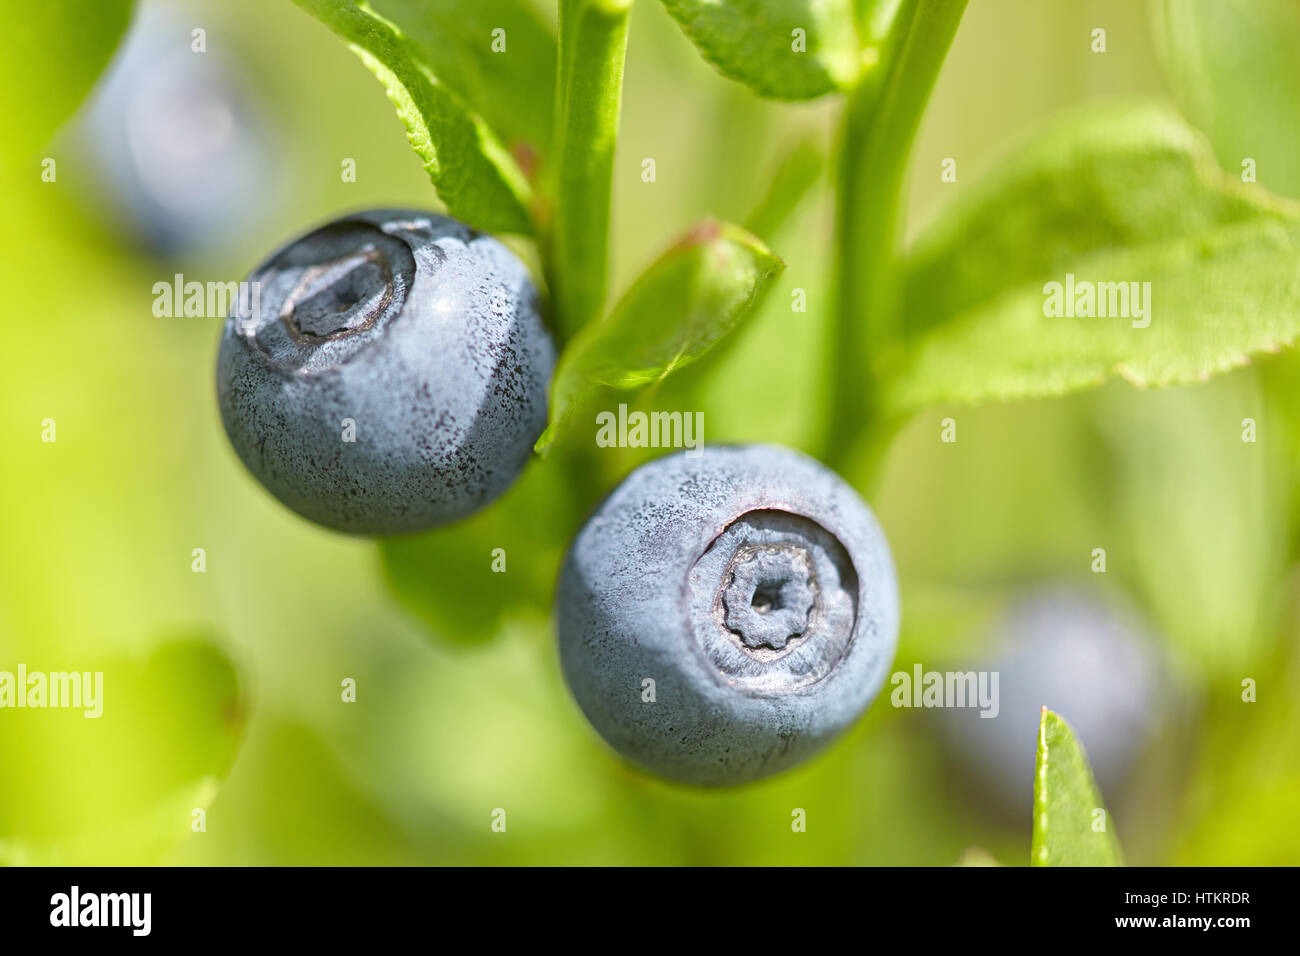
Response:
[[79, 6, 273, 256], [934, 587, 1166, 821], [217, 209, 554, 534], [557, 445, 899, 785]]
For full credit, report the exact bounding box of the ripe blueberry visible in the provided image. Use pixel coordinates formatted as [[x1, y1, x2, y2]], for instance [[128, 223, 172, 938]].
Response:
[[217, 209, 554, 534], [557, 445, 899, 785], [935, 587, 1166, 820]]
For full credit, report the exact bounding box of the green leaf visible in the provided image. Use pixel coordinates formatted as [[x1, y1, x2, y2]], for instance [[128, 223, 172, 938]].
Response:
[[368, 0, 556, 156], [1154, 0, 1300, 200], [537, 220, 785, 450], [379, 461, 576, 646], [292, 0, 534, 234], [1032, 708, 1124, 866], [0, 638, 247, 864], [0, 0, 134, 172], [659, 0, 864, 99], [882, 102, 1300, 416]]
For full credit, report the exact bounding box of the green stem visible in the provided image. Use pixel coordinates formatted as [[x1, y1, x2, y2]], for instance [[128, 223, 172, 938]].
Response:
[[823, 0, 967, 467], [550, 0, 633, 343]]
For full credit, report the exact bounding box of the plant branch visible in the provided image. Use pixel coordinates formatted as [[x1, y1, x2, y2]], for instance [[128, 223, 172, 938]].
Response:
[[823, 0, 967, 466], [549, 0, 634, 343]]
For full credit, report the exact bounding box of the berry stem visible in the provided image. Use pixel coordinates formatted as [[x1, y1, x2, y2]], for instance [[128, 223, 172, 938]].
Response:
[[823, 0, 967, 468], [549, 0, 634, 344]]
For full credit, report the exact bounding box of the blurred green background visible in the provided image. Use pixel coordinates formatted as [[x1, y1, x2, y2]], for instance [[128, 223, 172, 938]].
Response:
[[2, 0, 1298, 865]]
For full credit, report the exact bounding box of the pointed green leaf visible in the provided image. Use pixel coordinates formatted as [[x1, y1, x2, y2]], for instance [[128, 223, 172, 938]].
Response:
[[1032, 708, 1124, 866], [659, 0, 863, 100], [292, 0, 534, 234], [368, 0, 556, 156], [537, 220, 784, 450], [1154, 0, 1300, 200], [883, 102, 1300, 416]]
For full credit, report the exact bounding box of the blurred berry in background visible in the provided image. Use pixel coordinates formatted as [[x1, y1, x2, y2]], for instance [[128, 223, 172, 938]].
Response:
[[77, 4, 275, 257], [935, 587, 1169, 823]]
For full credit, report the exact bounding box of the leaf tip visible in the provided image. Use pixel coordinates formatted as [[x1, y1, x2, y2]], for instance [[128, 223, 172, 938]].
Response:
[[680, 218, 724, 249]]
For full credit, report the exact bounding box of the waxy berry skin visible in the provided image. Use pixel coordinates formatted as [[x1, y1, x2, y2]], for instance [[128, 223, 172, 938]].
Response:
[[217, 209, 554, 534], [557, 445, 899, 785]]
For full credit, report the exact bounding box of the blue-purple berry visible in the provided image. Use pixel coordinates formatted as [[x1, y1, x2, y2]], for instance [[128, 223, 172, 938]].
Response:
[[557, 445, 899, 785], [217, 209, 554, 534]]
